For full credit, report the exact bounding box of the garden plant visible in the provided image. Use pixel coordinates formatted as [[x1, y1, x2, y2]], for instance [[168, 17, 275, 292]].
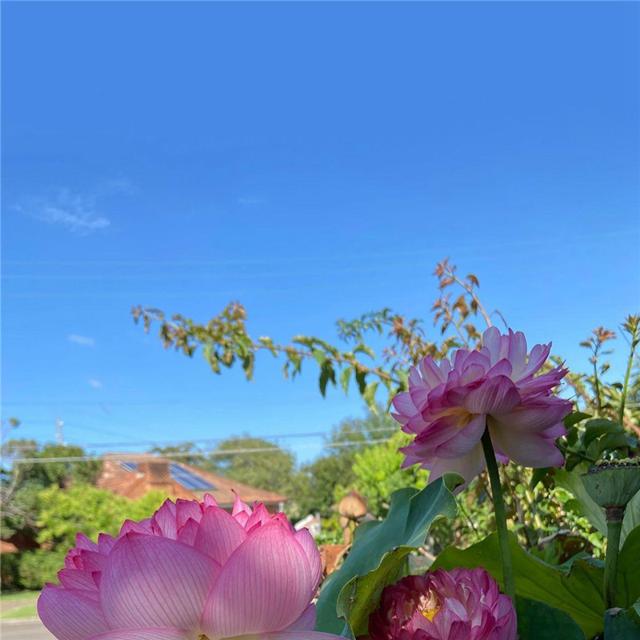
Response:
[[35, 260, 640, 639]]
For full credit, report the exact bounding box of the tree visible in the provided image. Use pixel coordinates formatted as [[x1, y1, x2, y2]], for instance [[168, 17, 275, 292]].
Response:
[[290, 409, 398, 518], [151, 442, 204, 467], [132, 259, 639, 428], [1, 441, 101, 543], [349, 432, 429, 518], [207, 436, 296, 495]]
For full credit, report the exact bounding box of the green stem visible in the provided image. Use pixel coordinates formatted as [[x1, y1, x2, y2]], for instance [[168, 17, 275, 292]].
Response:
[[593, 358, 602, 417], [481, 428, 515, 600], [604, 507, 624, 608], [619, 339, 637, 424]]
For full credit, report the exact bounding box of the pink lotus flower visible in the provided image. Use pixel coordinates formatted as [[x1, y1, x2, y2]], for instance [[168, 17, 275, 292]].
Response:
[[367, 568, 517, 640], [392, 327, 572, 484], [38, 495, 342, 640]]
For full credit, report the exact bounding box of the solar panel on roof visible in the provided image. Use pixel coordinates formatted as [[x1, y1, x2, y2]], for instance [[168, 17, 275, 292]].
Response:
[[169, 463, 215, 491], [120, 461, 138, 472]]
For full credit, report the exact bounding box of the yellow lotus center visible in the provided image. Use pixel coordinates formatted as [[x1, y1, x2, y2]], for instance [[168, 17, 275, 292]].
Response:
[[437, 406, 475, 427], [418, 589, 441, 622]]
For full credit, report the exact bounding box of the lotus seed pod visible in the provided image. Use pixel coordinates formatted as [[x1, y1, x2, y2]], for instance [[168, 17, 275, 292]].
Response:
[[582, 459, 640, 512]]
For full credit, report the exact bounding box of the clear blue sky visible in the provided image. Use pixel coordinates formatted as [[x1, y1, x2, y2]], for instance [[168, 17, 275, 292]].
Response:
[[2, 2, 639, 463]]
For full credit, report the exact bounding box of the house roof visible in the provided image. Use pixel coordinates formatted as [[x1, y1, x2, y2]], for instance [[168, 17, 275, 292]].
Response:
[[97, 454, 286, 507], [0, 540, 18, 554]]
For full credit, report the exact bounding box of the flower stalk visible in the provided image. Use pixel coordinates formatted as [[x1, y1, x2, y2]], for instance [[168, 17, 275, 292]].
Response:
[[481, 428, 515, 601], [582, 459, 640, 610], [603, 506, 624, 609]]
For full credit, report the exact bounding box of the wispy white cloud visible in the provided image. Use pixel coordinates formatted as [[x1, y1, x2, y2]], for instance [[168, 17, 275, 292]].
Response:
[[15, 179, 135, 235], [16, 189, 110, 235], [68, 334, 95, 347], [88, 378, 103, 389]]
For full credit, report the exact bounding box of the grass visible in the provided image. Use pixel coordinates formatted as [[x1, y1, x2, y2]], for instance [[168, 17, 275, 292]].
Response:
[[0, 590, 40, 620], [0, 602, 38, 619]]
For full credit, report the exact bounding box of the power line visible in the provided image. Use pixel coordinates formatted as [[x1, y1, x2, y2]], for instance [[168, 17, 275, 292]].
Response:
[[1, 425, 399, 452], [9, 437, 394, 465]]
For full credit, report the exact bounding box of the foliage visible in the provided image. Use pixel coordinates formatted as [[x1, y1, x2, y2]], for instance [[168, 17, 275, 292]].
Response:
[[433, 533, 604, 638], [1, 441, 101, 542], [316, 475, 461, 635], [133, 261, 639, 433], [570, 316, 640, 427], [289, 410, 396, 519], [132, 256, 638, 540], [515, 598, 585, 640], [132, 260, 497, 412], [314, 513, 345, 545], [433, 528, 640, 640], [0, 552, 21, 590], [124, 258, 640, 637], [604, 607, 640, 638], [17, 549, 66, 591], [150, 442, 204, 467], [348, 432, 428, 518], [36, 484, 165, 550], [206, 435, 296, 495]]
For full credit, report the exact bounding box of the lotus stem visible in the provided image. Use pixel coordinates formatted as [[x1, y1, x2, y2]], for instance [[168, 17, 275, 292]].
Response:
[[604, 506, 624, 608], [481, 428, 515, 601], [619, 337, 637, 424]]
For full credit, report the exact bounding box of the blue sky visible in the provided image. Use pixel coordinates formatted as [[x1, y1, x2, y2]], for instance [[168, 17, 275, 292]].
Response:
[[2, 2, 639, 463]]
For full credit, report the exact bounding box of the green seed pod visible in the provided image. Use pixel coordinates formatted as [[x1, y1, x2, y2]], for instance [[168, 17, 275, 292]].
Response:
[[582, 459, 640, 512]]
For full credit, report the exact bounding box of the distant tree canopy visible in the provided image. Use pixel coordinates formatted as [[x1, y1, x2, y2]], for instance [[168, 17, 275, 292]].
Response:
[[1, 440, 101, 541], [290, 410, 397, 518], [142, 409, 402, 521], [151, 442, 204, 467], [349, 432, 429, 518], [207, 436, 296, 495]]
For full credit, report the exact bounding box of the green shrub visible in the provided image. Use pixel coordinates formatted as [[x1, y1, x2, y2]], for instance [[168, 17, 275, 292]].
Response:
[[1, 552, 22, 590], [18, 549, 66, 590], [36, 484, 165, 550]]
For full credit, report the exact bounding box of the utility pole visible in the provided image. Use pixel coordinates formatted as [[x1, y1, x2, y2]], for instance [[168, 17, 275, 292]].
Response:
[[55, 418, 64, 445]]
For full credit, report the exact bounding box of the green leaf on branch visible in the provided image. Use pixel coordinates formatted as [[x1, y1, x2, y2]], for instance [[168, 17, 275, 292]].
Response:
[[583, 418, 624, 448], [515, 598, 585, 640], [363, 382, 379, 411], [594, 433, 633, 458], [315, 475, 461, 635], [313, 349, 327, 366], [319, 362, 336, 396], [432, 532, 605, 639], [564, 412, 592, 428], [340, 367, 352, 394], [355, 368, 367, 394], [354, 343, 375, 359]]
